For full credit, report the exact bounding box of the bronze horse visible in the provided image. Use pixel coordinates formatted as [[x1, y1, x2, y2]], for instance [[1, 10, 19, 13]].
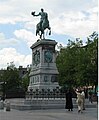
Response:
[[36, 16, 51, 39]]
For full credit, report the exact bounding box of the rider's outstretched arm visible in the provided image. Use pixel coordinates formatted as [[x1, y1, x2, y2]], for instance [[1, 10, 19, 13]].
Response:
[[31, 12, 40, 17]]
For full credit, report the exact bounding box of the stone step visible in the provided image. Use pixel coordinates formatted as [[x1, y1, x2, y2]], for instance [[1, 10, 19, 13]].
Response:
[[5, 98, 97, 110], [8, 98, 91, 104], [10, 103, 97, 110]]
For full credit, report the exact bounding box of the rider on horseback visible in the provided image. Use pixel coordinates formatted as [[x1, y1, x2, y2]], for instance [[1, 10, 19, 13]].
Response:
[[31, 8, 51, 39], [31, 8, 48, 31]]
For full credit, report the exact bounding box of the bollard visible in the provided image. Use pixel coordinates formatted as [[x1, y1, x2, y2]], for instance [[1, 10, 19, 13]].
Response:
[[6, 101, 11, 111], [0, 100, 4, 109]]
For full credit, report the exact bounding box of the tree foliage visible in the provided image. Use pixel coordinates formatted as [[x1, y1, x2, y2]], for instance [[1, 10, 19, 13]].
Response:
[[2, 68, 21, 92], [56, 32, 98, 90], [21, 71, 30, 91]]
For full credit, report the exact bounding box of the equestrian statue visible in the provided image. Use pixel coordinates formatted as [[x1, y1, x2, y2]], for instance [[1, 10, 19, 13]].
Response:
[[31, 8, 51, 39]]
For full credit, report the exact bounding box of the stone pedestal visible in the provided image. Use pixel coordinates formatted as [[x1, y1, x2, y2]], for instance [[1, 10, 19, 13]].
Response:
[[28, 39, 59, 91]]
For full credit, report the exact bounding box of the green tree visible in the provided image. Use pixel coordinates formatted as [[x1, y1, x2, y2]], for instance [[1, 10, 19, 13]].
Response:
[[85, 32, 98, 92], [2, 68, 21, 92], [1, 63, 22, 98], [21, 72, 30, 91], [56, 32, 98, 90], [56, 39, 83, 88], [21, 66, 31, 91]]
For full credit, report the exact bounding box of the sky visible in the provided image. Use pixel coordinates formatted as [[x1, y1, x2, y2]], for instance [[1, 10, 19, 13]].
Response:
[[0, 0, 98, 69]]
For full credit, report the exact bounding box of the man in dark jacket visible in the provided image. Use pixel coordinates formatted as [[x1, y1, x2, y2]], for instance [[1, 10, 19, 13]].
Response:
[[65, 89, 73, 111]]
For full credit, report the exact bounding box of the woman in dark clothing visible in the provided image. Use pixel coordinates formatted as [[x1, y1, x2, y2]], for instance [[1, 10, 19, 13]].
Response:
[[65, 89, 73, 111]]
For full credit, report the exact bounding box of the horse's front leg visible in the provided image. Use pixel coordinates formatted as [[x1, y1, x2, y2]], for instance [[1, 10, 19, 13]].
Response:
[[40, 34, 42, 39], [40, 29, 44, 39], [40, 33, 44, 39]]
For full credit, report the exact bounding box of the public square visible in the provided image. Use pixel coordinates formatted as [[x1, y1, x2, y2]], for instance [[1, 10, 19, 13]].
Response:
[[0, 107, 98, 120], [0, 1, 98, 120]]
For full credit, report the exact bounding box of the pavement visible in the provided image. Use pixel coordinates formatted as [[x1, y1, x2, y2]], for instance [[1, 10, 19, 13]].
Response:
[[0, 108, 98, 120]]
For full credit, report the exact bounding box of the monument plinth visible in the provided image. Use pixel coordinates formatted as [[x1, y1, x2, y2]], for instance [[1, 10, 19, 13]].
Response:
[[28, 39, 59, 91]]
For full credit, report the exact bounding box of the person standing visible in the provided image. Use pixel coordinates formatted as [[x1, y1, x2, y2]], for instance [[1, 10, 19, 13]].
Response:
[[84, 87, 88, 99], [81, 90, 85, 110], [65, 89, 73, 111], [88, 90, 93, 103], [76, 90, 83, 113]]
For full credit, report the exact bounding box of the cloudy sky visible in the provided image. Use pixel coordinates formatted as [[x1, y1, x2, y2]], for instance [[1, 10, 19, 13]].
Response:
[[0, 0, 98, 69]]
